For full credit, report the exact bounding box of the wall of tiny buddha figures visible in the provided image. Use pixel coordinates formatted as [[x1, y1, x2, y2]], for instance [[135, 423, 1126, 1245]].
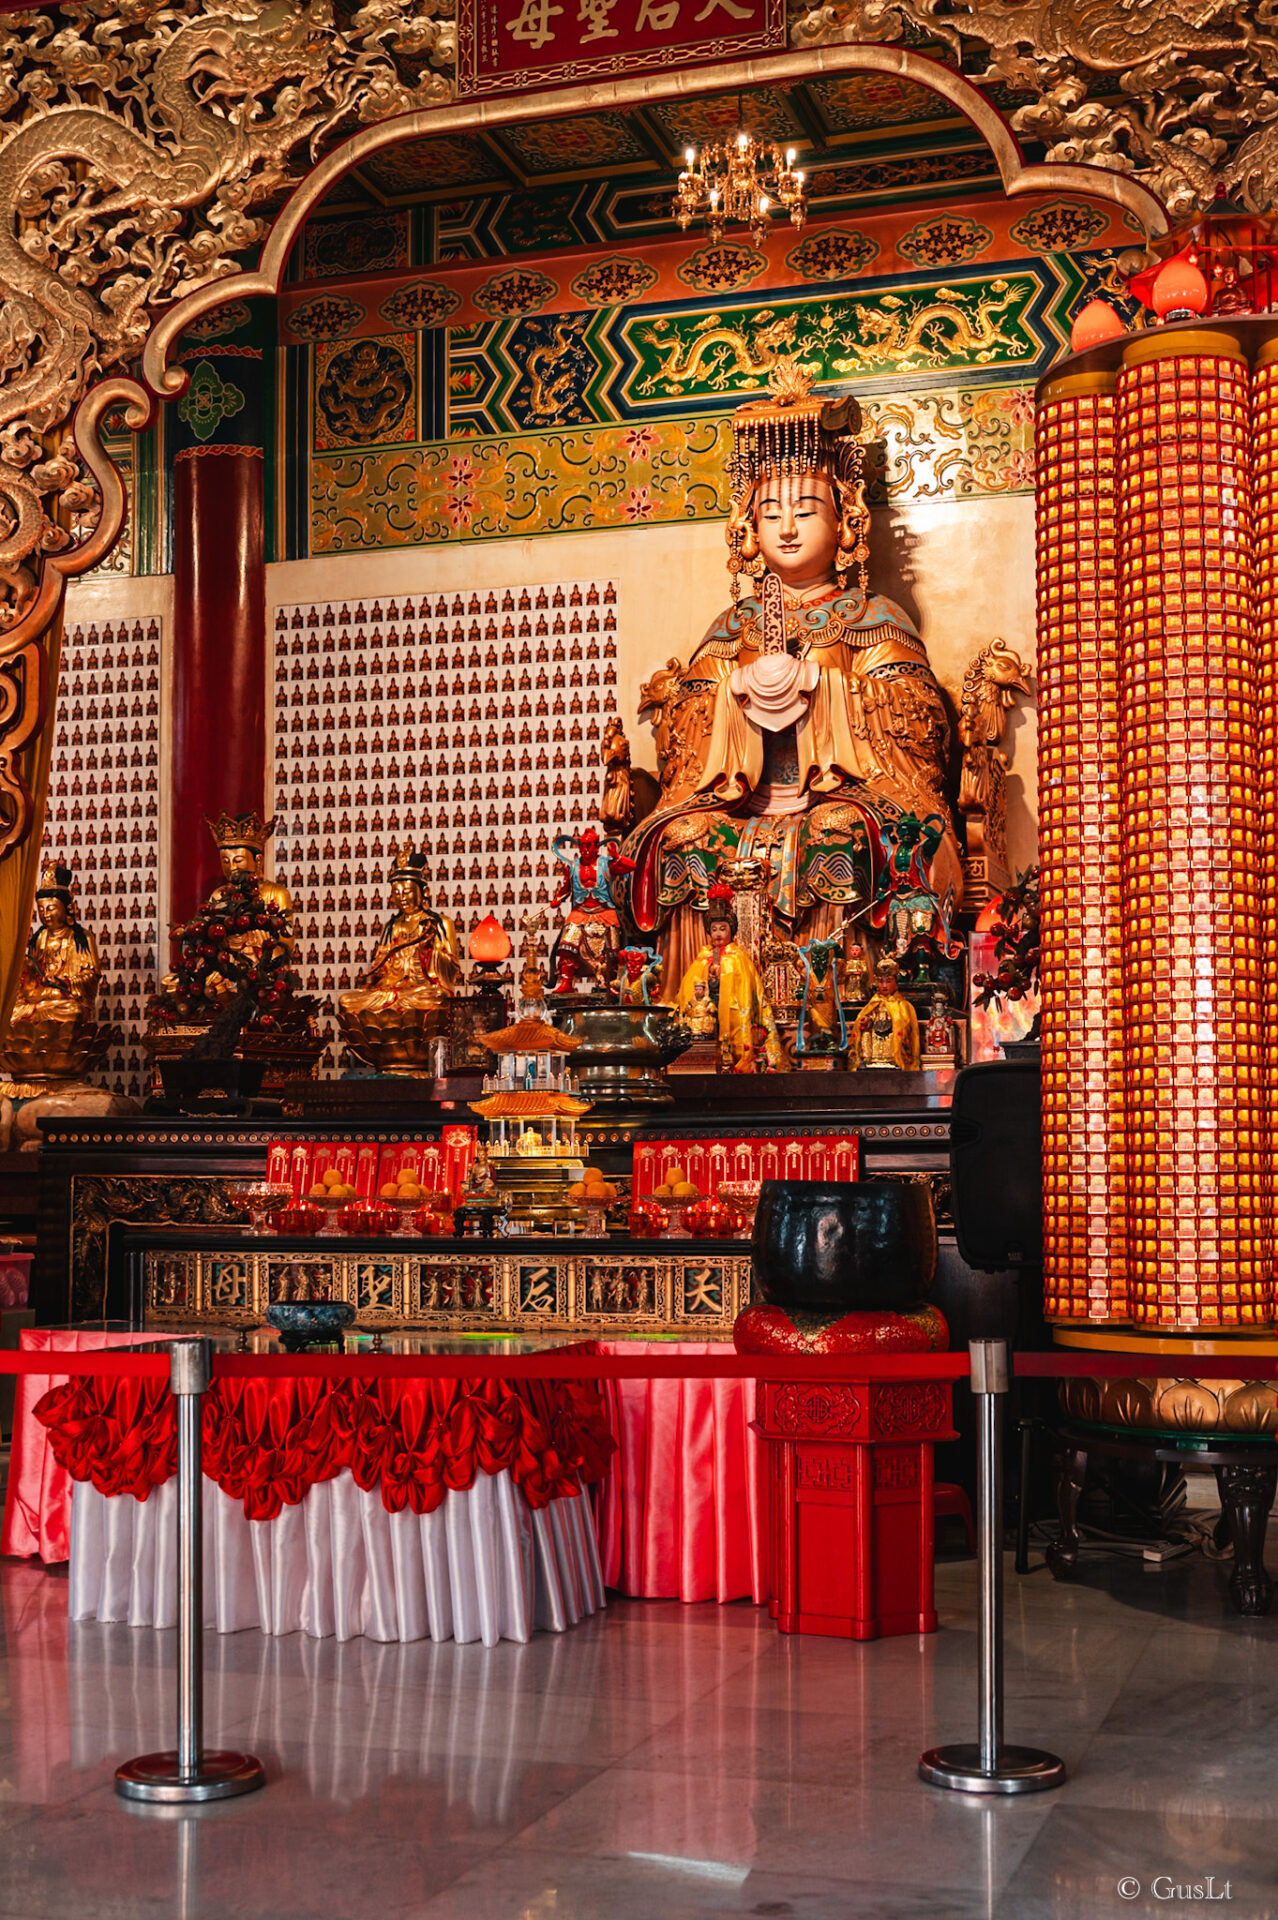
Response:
[[52, 182, 1139, 1082]]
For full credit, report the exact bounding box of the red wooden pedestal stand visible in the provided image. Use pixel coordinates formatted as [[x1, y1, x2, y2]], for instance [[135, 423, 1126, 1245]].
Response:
[[756, 1376, 956, 1639]]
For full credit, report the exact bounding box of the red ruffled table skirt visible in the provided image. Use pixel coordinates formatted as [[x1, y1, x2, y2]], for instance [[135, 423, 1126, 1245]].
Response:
[[1, 1331, 613, 1561]]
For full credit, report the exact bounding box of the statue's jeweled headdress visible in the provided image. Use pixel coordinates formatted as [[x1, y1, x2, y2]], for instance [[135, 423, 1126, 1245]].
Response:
[[206, 810, 273, 855], [389, 845, 427, 887], [36, 857, 74, 902], [727, 359, 869, 604]]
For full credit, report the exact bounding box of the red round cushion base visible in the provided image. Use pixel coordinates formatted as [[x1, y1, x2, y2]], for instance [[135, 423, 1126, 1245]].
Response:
[[732, 1302, 950, 1355]]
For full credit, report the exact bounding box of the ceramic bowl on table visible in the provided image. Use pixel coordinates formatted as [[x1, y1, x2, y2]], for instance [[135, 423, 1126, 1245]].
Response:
[[265, 1301, 355, 1352], [225, 1181, 295, 1236]]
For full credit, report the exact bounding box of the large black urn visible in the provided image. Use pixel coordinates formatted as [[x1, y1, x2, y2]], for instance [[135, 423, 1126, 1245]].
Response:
[[751, 1178, 936, 1314]]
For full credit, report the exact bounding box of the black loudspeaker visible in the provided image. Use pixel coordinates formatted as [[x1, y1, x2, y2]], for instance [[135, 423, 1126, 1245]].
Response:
[[949, 1058, 1042, 1272]]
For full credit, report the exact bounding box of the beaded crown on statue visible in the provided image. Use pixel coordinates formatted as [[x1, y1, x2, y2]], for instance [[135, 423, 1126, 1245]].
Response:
[[726, 359, 869, 603]]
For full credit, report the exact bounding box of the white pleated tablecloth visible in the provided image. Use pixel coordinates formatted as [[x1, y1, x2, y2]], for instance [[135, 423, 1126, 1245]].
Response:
[[69, 1468, 604, 1647]]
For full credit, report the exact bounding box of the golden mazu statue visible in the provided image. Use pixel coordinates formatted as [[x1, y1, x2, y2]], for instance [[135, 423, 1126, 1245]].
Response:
[[337, 847, 462, 1074], [1, 859, 113, 1086], [849, 957, 921, 1072], [620, 360, 962, 994]]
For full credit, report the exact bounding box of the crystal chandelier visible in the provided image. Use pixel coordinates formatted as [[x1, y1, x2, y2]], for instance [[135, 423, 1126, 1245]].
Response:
[[674, 128, 806, 248]]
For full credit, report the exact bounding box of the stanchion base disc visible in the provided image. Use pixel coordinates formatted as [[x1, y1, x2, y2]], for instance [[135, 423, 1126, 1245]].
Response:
[[116, 1751, 266, 1804], [918, 1743, 1066, 1795]]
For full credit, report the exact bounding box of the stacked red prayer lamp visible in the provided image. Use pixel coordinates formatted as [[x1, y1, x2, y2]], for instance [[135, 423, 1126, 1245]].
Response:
[[1040, 281, 1278, 1342]]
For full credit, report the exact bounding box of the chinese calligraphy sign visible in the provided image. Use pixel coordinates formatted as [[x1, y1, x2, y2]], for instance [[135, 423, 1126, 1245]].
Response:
[[459, 0, 785, 99]]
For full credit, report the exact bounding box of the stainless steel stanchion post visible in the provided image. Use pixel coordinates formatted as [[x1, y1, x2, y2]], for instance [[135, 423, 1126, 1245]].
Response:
[[919, 1338, 1065, 1795], [116, 1338, 265, 1803]]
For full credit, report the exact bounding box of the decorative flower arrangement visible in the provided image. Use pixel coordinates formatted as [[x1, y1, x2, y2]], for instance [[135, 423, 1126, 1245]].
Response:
[[974, 867, 1041, 1018], [148, 873, 315, 1033]]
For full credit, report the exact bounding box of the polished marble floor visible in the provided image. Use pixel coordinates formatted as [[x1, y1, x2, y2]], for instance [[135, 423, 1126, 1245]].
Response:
[[0, 1543, 1275, 1920]]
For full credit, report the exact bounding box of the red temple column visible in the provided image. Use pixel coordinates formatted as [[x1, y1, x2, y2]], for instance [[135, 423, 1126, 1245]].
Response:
[[168, 329, 267, 926]]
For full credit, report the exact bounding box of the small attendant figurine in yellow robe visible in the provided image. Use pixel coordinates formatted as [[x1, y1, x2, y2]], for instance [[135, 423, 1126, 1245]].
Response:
[[676, 882, 781, 1072], [850, 956, 921, 1071]]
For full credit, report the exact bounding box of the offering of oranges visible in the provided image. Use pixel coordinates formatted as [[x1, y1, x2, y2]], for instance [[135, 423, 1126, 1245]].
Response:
[[568, 1168, 618, 1210], [651, 1163, 699, 1202], [308, 1167, 358, 1204], [379, 1167, 428, 1206]]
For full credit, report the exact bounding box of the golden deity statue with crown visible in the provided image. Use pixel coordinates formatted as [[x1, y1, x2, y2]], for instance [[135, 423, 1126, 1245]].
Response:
[[619, 361, 962, 996], [0, 858, 115, 1089], [337, 846, 462, 1074]]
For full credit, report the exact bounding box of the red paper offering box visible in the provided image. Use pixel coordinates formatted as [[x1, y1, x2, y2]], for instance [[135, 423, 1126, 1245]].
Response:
[[267, 1130, 477, 1204], [632, 1135, 860, 1201]]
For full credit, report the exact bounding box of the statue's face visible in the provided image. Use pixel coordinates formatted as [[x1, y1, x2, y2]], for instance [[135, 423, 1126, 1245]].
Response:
[[37, 895, 67, 929], [708, 915, 733, 952], [390, 877, 422, 913], [219, 844, 258, 882], [875, 966, 898, 995], [754, 471, 839, 588]]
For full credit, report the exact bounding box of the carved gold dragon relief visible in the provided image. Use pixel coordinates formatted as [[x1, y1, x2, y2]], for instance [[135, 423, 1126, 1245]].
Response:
[[0, 0, 456, 626], [832, 280, 1030, 375], [791, 0, 1278, 218], [637, 282, 1028, 398], [638, 310, 803, 393]]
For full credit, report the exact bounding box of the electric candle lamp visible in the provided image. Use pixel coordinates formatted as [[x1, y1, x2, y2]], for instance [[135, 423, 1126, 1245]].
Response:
[[468, 914, 512, 965], [1070, 298, 1126, 351], [1151, 253, 1209, 321]]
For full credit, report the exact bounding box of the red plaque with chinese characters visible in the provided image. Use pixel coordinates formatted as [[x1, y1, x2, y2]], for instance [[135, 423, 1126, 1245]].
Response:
[[458, 0, 786, 100]]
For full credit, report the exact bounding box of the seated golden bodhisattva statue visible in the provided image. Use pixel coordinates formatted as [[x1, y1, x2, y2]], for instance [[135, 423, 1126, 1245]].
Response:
[[337, 847, 462, 1074], [1, 859, 113, 1084], [160, 810, 295, 1008]]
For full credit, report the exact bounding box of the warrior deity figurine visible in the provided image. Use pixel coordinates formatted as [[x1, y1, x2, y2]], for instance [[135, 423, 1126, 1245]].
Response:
[[548, 825, 634, 995], [849, 956, 921, 1072], [337, 847, 461, 1072], [675, 880, 785, 1072], [619, 359, 962, 998]]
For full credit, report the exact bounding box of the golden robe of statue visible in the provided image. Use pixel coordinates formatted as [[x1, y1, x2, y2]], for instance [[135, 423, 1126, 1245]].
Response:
[[621, 362, 962, 997]]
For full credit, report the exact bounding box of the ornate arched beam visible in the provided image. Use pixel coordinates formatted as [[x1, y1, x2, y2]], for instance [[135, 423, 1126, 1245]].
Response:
[[142, 42, 1168, 397]]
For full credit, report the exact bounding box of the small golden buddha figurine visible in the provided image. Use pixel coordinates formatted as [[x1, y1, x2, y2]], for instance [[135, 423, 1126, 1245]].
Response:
[[850, 957, 921, 1071], [675, 881, 784, 1072], [1, 859, 113, 1085], [337, 847, 462, 1074]]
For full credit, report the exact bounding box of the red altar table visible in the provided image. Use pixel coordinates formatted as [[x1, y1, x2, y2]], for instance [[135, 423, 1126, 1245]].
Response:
[[2, 1330, 612, 1646]]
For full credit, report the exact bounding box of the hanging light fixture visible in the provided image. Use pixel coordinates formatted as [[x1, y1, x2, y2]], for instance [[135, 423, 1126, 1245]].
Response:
[[673, 121, 806, 248]]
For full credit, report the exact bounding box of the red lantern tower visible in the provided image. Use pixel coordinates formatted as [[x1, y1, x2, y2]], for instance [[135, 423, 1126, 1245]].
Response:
[[1038, 317, 1278, 1340]]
